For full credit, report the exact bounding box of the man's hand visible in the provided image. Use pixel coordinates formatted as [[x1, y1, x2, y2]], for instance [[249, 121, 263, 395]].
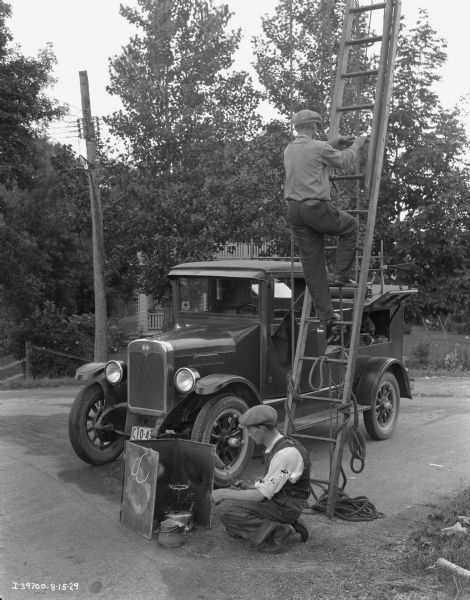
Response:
[[353, 135, 368, 148], [211, 488, 232, 505], [232, 480, 251, 490], [329, 135, 355, 149]]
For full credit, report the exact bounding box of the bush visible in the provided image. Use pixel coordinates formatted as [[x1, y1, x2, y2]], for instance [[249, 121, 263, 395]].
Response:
[[8, 302, 125, 378], [412, 338, 431, 366]]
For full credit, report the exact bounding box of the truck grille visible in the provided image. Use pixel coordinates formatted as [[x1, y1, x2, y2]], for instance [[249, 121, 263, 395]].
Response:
[[128, 340, 170, 414]]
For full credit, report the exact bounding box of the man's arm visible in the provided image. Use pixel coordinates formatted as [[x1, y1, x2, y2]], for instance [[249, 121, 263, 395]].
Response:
[[211, 486, 265, 505], [321, 135, 367, 170]]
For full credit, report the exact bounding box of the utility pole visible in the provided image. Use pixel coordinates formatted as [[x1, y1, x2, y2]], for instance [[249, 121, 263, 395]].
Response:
[[79, 70, 108, 362]]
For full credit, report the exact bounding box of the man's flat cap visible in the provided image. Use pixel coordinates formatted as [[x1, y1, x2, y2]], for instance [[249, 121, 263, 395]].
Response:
[[239, 405, 278, 427], [292, 109, 322, 126]]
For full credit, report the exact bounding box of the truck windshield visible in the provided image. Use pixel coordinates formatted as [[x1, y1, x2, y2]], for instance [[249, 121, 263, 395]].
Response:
[[177, 277, 260, 315]]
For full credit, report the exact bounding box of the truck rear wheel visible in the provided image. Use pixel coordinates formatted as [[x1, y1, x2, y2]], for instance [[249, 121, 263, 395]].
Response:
[[190, 394, 254, 487], [68, 384, 125, 465], [363, 371, 400, 440]]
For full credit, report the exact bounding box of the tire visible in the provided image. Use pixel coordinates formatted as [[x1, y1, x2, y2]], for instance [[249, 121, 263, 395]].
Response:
[[363, 371, 400, 440], [190, 394, 255, 487], [68, 384, 125, 465]]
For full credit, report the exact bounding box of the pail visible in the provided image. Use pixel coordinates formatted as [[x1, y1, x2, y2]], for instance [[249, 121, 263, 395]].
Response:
[[158, 519, 186, 548], [166, 511, 192, 532]]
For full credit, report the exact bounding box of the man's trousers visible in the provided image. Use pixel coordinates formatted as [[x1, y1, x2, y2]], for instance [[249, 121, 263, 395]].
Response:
[[215, 498, 303, 547], [287, 199, 357, 325]]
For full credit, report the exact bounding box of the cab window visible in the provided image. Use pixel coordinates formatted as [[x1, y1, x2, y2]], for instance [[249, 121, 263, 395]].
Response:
[[177, 277, 260, 315]]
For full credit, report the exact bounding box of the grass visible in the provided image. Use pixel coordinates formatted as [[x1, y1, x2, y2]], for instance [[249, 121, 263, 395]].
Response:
[[403, 484, 470, 599], [404, 325, 470, 374], [0, 375, 79, 390]]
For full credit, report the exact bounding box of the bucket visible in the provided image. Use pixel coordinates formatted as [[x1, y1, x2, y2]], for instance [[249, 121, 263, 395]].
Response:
[[158, 519, 186, 548]]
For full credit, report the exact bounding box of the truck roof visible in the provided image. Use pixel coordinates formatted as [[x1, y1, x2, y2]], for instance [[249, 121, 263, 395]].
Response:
[[169, 259, 418, 306], [169, 259, 304, 280]]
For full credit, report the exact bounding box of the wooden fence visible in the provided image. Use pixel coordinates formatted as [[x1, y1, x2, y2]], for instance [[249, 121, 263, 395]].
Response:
[[0, 355, 24, 382]]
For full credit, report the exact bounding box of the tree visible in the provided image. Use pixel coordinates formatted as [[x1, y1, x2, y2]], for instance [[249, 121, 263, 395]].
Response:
[[0, 0, 65, 188], [0, 142, 94, 323], [105, 0, 263, 294], [375, 12, 470, 319]]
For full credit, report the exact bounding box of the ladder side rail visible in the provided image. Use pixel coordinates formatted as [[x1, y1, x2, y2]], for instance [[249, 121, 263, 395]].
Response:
[[284, 291, 313, 434], [328, 0, 354, 138], [363, 0, 397, 192]]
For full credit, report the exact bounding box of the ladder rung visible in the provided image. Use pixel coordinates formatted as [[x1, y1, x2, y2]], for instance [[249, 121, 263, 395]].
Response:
[[330, 174, 364, 181], [288, 410, 344, 430], [297, 393, 344, 403], [323, 357, 350, 364], [346, 35, 383, 46], [299, 352, 350, 362], [343, 68, 379, 79], [299, 354, 349, 363], [337, 103, 375, 112], [350, 2, 386, 13], [346, 209, 369, 214], [290, 433, 338, 443]]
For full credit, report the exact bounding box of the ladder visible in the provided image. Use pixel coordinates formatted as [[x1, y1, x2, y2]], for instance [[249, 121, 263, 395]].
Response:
[[284, 0, 402, 517]]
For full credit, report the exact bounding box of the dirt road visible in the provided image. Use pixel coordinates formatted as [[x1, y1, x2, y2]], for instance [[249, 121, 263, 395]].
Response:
[[0, 378, 469, 600]]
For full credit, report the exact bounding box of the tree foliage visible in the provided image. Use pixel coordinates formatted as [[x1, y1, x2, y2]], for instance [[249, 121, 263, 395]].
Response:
[[0, 0, 65, 188], [104, 0, 265, 294], [253, 0, 346, 117], [376, 12, 470, 318], [0, 142, 94, 323]]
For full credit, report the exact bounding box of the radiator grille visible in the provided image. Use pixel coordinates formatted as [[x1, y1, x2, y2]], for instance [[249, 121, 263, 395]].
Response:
[[128, 341, 168, 413]]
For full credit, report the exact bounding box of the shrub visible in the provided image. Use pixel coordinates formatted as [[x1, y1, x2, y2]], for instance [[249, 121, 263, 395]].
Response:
[[9, 302, 124, 378], [412, 338, 431, 366], [444, 346, 459, 371]]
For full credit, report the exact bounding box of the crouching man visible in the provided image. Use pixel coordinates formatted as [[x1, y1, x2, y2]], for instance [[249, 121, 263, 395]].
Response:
[[211, 405, 310, 553]]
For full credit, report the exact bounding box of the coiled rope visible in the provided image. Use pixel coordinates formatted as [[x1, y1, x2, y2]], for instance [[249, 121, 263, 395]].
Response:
[[311, 488, 384, 521]]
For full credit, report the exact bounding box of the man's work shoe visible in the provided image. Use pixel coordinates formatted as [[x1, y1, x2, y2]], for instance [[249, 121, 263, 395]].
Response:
[[325, 314, 341, 345], [293, 519, 309, 542], [257, 523, 295, 554], [328, 276, 358, 288]]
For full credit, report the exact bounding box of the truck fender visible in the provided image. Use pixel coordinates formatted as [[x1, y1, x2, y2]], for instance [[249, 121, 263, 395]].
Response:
[[75, 362, 106, 382], [75, 363, 128, 410], [353, 356, 411, 406], [195, 373, 260, 401]]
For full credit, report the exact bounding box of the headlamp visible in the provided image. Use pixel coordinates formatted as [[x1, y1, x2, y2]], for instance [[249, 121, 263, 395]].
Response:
[[104, 360, 125, 385], [174, 368, 200, 393]]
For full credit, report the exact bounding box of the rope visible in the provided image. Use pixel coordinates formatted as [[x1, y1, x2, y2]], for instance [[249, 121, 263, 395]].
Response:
[[311, 488, 384, 521], [346, 392, 366, 474]]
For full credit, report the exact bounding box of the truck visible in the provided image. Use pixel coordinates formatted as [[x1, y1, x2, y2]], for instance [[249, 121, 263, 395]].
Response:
[[68, 259, 415, 486]]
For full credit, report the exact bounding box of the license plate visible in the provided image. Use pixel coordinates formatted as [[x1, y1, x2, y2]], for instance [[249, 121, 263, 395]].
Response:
[[130, 426, 154, 441]]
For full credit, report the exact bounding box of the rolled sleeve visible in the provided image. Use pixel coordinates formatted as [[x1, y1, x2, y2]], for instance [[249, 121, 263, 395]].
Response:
[[255, 448, 304, 500], [320, 143, 358, 171]]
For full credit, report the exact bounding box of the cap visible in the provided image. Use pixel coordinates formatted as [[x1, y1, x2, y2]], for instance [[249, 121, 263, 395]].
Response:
[[292, 109, 322, 126], [238, 405, 278, 428]]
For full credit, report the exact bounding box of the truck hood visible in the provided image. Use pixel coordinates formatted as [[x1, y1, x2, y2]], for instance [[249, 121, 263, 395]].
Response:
[[155, 319, 259, 357]]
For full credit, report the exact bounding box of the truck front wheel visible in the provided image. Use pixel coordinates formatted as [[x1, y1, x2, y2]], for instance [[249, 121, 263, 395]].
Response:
[[191, 394, 255, 487], [68, 384, 125, 465], [363, 371, 400, 440]]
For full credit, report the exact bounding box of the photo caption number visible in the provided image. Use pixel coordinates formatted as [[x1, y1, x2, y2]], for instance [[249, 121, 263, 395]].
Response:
[[11, 582, 79, 591]]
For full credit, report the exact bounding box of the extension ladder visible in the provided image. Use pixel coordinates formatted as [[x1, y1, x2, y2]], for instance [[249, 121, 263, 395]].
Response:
[[284, 0, 402, 518]]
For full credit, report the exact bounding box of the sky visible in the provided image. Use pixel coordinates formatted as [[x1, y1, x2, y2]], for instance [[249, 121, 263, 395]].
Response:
[[7, 0, 470, 153]]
